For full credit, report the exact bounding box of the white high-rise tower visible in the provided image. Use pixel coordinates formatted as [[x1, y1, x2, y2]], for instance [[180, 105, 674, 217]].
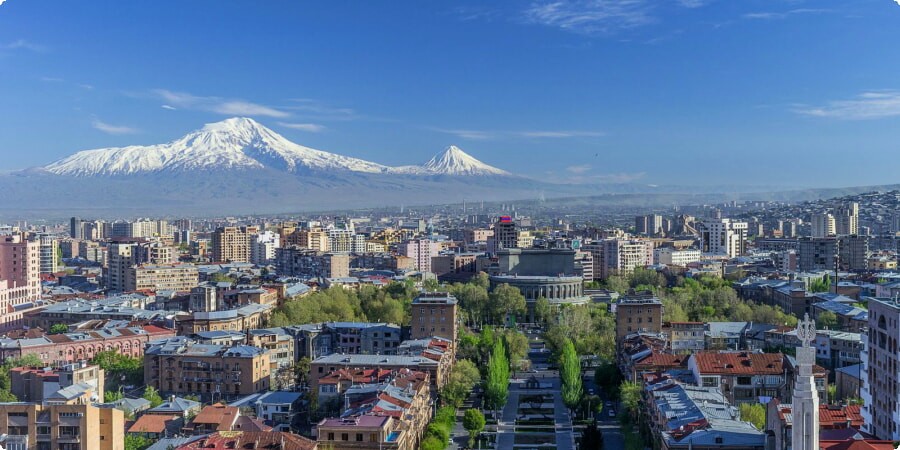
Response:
[[791, 313, 819, 450]]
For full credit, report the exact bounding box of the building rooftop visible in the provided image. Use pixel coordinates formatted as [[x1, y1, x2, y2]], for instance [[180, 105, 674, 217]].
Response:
[[691, 352, 783, 375]]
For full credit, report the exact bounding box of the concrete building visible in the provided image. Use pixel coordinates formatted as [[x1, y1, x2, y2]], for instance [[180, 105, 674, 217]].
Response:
[[811, 213, 836, 238], [836, 203, 860, 236], [37, 233, 60, 274], [635, 214, 664, 236], [125, 264, 199, 292], [250, 231, 280, 265], [106, 242, 136, 292], [698, 219, 748, 258], [144, 337, 271, 403], [0, 234, 41, 330], [211, 226, 256, 263], [615, 297, 663, 343], [285, 227, 330, 252], [397, 239, 441, 273], [410, 292, 458, 341], [275, 248, 350, 279], [10, 361, 104, 403], [431, 253, 479, 282], [488, 216, 518, 254], [585, 238, 653, 280], [310, 352, 450, 393], [654, 247, 702, 266], [798, 236, 869, 272], [0, 402, 124, 450], [861, 297, 900, 440]]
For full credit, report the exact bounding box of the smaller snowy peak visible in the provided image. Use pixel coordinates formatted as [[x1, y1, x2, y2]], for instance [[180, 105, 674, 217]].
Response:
[[420, 145, 510, 176]]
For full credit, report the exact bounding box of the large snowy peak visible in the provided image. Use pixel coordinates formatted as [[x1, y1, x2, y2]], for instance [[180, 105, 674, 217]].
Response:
[[43, 117, 391, 176]]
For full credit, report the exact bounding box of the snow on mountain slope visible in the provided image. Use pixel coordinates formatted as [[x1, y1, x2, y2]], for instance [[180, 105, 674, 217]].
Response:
[[416, 145, 510, 176], [41, 118, 511, 178], [43, 117, 391, 176]]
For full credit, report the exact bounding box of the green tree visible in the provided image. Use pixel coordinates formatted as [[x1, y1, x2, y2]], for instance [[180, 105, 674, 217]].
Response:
[[142, 386, 164, 408], [463, 409, 486, 448], [818, 311, 839, 330], [560, 339, 583, 412], [441, 359, 481, 408], [594, 363, 622, 400], [104, 390, 124, 403], [605, 276, 629, 294], [92, 350, 143, 390], [419, 436, 445, 450], [423, 278, 440, 292], [294, 357, 311, 387], [49, 323, 69, 334], [472, 271, 490, 290], [579, 420, 603, 450], [451, 283, 489, 327], [488, 284, 526, 326], [534, 296, 552, 325], [739, 403, 766, 430], [124, 433, 153, 450], [484, 339, 509, 410], [620, 381, 642, 419]]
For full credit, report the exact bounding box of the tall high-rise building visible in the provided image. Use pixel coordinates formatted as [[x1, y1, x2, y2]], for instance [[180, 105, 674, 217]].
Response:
[[810, 213, 836, 238], [836, 202, 860, 236], [250, 231, 281, 265], [698, 219, 748, 258], [0, 234, 41, 329], [36, 233, 59, 274], [69, 216, 83, 240], [106, 242, 136, 292], [861, 297, 900, 440], [635, 214, 663, 236], [488, 216, 517, 254], [212, 226, 255, 262], [398, 239, 441, 273], [586, 238, 654, 280]]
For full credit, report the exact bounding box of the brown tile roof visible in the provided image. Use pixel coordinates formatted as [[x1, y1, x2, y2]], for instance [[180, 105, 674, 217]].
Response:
[[819, 440, 896, 450], [128, 414, 179, 434], [190, 403, 240, 431], [692, 352, 783, 375], [635, 352, 687, 368]]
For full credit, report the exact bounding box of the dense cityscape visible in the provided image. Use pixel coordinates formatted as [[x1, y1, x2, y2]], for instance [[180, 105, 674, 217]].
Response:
[[0, 189, 896, 450], [4, 1, 900, 450]]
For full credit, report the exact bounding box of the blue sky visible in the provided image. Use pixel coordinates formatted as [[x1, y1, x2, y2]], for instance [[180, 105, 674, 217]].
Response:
[[0, 0, 898, 188]]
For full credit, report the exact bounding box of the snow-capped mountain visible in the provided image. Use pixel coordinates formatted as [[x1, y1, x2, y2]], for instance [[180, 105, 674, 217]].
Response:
[[391, 145, 510, 176], [41, 118, 511, 178], [43, 117, 392, 176]]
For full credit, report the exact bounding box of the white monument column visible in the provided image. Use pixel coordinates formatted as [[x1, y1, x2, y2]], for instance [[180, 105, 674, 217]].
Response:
[[792, 313, 820, 450]]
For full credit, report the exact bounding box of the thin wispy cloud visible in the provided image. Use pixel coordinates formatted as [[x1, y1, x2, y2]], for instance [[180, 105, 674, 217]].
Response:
[[794, 91, 900, 120], [566, 164, 592, 174], [277, 122, 326, 133], [161, 105, 177, 110], [742, 8, 830, 20], [4, 39, 45, 52], [153, 89, 290, 118], [283, 99, 358, 121], [92, 119, 139, 135], [431, 127, 605, 140], [523, 0, 656, 35]]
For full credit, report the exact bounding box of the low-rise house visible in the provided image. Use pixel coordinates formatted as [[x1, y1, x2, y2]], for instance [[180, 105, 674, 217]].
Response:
[[184, 403, 240, 435], [688, 352, 786, 405], [765, 402, 864, 450], [146, 396, 201, 419], [128, 413, 182, 440], [231, 391, 303, 431], [10, 361, 104, 403], [174, 430, 317, 450]]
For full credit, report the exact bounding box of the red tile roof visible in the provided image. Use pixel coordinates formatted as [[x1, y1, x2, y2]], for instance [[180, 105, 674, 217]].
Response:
[[190, 403, 240, 431], [176, 431, 317, 450], [635, 352, 687, 368], [819, 440, 896, 450], [692, 352, 783, 375]]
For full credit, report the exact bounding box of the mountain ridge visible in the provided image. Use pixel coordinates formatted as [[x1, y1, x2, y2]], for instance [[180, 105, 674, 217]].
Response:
[[40, 117, 510, 178]]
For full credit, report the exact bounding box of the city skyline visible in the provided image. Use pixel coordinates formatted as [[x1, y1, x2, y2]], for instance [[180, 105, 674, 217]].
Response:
[[2, 0, 900, 188]]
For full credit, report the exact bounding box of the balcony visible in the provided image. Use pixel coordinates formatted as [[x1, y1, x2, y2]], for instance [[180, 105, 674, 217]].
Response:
[[58, 434, 81, 443]]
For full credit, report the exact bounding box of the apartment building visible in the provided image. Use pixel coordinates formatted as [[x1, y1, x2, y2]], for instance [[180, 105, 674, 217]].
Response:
[[275, 248, 350, 279], [861, 297, 900, 440], [175, 303, 272, 335], [615, 297, 663, 343], [698, 219, 748, 258], [144, 337, 271, 403], [811, 213, 836, 238], [125, 264, 199, 292], [0, 323, 176, 365], [0, 233, 41, 330], [584, 238, 653, 280], [211, 226, 256, 263], [0, 402, 125, 450], [654, 247, 702, 266], [410, 292, 458, 342], [397, 239, 441, 273], [10, 361, 104, 403]]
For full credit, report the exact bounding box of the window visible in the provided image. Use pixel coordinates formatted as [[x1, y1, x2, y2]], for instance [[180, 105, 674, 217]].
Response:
[[328, 433, 334, 440], [342, 433, 349, 441], [356, 433, 363, 441]]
